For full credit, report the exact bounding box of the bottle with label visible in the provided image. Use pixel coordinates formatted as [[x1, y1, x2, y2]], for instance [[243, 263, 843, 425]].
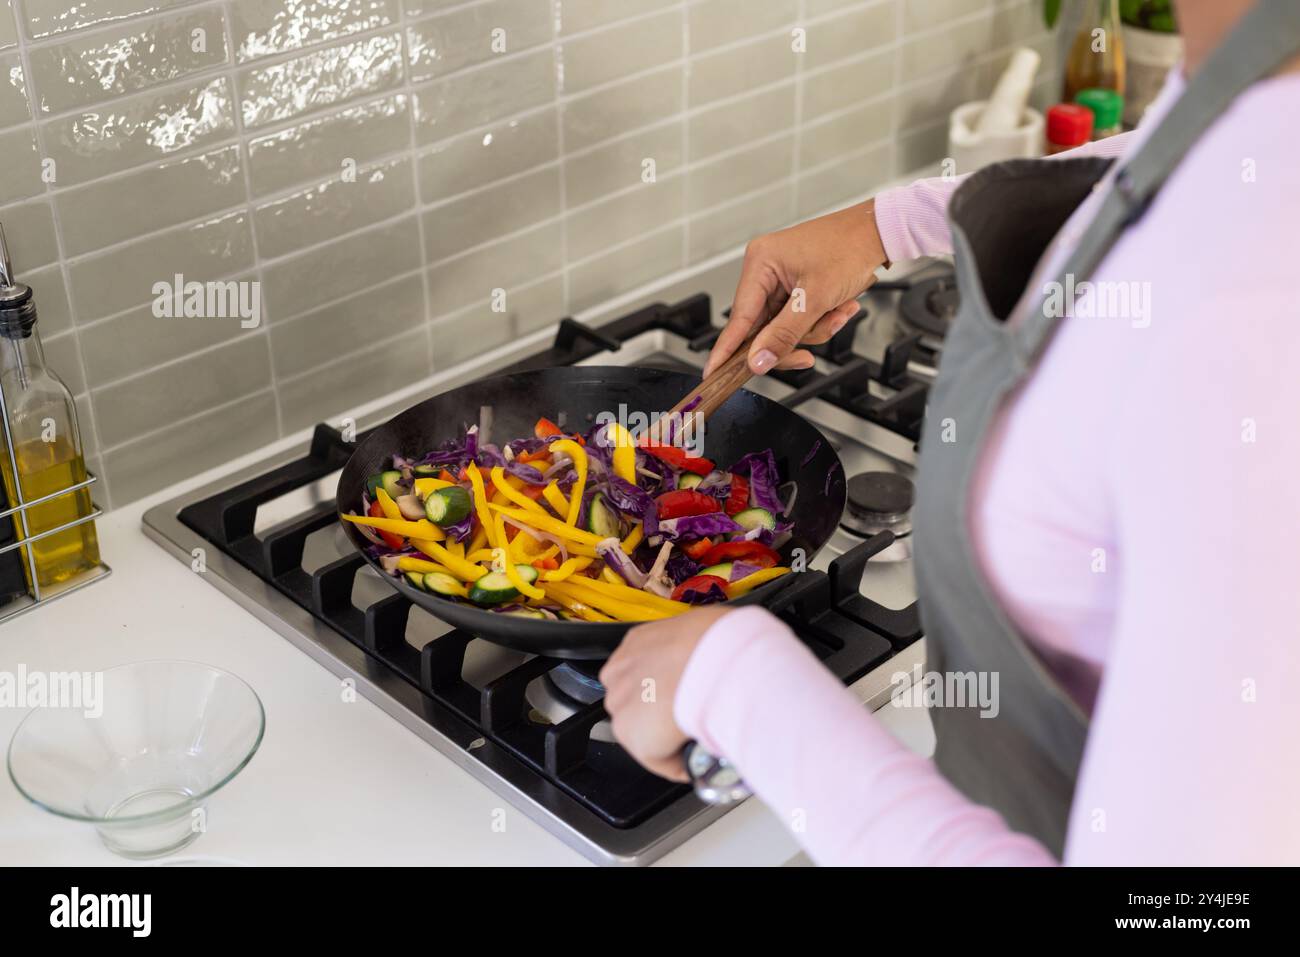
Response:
[[1064, 0, 1126, 103], [0, 223, 101, 593]]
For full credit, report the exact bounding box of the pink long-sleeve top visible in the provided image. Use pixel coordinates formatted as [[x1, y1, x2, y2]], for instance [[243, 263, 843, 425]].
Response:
[[674, 68, 1300, 865]]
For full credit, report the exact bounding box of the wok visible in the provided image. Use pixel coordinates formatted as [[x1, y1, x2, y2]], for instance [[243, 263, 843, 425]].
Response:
[[337, 366, 846, 659]]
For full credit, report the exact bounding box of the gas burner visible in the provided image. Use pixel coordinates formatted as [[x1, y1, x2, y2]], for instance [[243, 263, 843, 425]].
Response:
[[525, 661, 615, 742], [841, 471, 914, 559], [899, 274, 960, 344]]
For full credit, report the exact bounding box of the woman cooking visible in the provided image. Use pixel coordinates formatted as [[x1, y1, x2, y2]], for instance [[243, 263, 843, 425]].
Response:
[[599, 0, 1300, 865]]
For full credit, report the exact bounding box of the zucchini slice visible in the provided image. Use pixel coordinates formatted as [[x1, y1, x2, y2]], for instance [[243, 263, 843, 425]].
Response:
[[423, 572, 466, 598], [733, 507, 776, 531], [586, 492, 621, 538], [424, 485, 472, 526], [699, 562, 733, 580], [403, 571, 428, 591], [412, 464, 441, 476], [379, 469, 405, 499], [676, 473, 704, 490]]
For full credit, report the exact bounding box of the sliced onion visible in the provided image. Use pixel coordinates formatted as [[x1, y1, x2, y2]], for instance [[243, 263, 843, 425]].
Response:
[[543, 456, 573, 479], [779, 481, 798, 515], [479, 405, 494, 445], [351, 520, 386, 548], [395, 494, 425, 520]]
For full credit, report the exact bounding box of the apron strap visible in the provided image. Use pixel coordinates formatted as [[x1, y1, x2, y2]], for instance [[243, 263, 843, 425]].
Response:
[[1014, 0, 1300, 363]]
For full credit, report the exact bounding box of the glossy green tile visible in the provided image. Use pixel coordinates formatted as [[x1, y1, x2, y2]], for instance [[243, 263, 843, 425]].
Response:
[[22, 0, 193, 39], [688, 83, 795, 161], [92, 334, 272, 447], [254, 155, 415, 260], [27, 8, 229, 114], [0, 127, 44, 204], [38, 77, 236, 187], [563, 120, 683, 208], [902, 9, 994, 83], [688, 0, 798, 54], [68, 210, 255, 323], [687, 134, 794, 212], [238, 30, 403, 129], [413, 47, 555, 145], [260, 214, 421, 321], [408, 0, 551, 84], [269, 272, 425, 378], [559, 0, 677, 36], [567, 224, 682, 313], [246, 93, 409, 197], [102, 390, 279, 502], [796, 140, 891, 218], [0, 50, 29, 128], [277, 326, 429, 433], [559, 8, 682, 94], [417, 106, 558, 204], [422, 164, 560, 263], [0, 198, 58, 270], [562, 65, 681, 152], [565, 175, 684, 262], [687, 32, 796, 107], [57, 144, 245, 256], [232, 0, 400, 62], [798, 93, 896, 167], [426, 219, 563, 316], [804, 0, 899, 72], [688, 181, 792, 261], [77, 274, 260, 388], [802, 47, 897, 121]]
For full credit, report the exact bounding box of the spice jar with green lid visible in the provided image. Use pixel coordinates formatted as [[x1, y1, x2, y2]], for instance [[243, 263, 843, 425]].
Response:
[[1074, 87, 1125, 139]]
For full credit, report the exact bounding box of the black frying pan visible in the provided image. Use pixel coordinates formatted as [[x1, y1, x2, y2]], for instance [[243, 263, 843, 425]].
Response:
[[337, 366, 845, 659]]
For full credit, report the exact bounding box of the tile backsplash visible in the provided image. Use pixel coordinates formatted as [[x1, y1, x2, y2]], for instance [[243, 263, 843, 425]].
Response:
[[0, 0, 1059, 506]]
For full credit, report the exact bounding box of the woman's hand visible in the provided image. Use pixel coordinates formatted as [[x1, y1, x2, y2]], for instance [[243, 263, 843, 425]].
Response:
[[704, 198, 890, 378], [599, 606, 734, 782]]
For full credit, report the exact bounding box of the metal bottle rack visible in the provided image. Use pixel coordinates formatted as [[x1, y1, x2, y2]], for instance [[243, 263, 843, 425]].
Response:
[[0, 385, 111, 623]]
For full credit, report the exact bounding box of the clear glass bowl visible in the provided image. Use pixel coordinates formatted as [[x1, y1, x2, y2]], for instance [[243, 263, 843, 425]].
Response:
[[7, 660, 264, 858]]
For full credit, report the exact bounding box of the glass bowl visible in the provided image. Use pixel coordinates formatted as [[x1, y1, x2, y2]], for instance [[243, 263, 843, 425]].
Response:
[[7, 660, 264, 858]]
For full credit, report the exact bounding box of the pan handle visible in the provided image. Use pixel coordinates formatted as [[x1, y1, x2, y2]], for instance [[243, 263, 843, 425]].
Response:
[[682, 740, 752, 805]]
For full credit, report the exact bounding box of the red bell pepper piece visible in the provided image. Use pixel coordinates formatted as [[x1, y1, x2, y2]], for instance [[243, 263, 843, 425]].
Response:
[[671, 574, 730, 603], [655, 489, 721, 520], [437, 469, 457, 483], [534, 417, 562, 438], [698, 540, 780, 568], [724, 474, 749, 516], [640, 442, 714, 476], [681, 538, 716, 560], [367, 500, 405, 550]]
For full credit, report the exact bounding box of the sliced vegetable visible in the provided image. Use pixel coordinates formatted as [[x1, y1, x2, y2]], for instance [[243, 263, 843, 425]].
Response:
[[468, 570, 522, 606], [586, 493, 621, 538], [486, 504, 605, 547], [424, 485, 472, 526], [698, 563, 733, 579], [682, 538, 715, 560], [698, 540, 780, 568], [413, 476, 455, 498], [671, 574, 729, 604], [724, 474, 750, 516], [366, 500, 404, 549], [423, 572, 468, 598], [655, 489, 722, 520], [733, 507, 776, 532], [534, 417, 563, 439], [345, 510, 445, 543], [549, 439, 588, 526], [490, 466, 548, 516], [403, 571, 427, 591], [640, 442, 714, 476], [677, 473, 704, 490], [379, 470, 404, 499], [655, 513, 742, 540], [725, 566, 791, 599], [604, 422, 638, 485]]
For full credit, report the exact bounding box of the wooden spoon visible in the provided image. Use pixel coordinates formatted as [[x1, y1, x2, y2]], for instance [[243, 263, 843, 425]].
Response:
[[644, 333, 757, 445]]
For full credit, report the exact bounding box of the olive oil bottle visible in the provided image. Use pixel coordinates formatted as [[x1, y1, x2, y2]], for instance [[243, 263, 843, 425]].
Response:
[[0, 223, 100, 594]]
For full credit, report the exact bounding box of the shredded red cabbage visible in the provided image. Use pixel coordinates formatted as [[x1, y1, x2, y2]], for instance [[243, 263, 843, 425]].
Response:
[[732, 449, 783, 513], [656, 513, 741, 540]]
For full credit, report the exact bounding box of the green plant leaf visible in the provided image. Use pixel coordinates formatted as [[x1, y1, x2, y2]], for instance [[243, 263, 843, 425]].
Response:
[[1043, 0, 1062, 28]]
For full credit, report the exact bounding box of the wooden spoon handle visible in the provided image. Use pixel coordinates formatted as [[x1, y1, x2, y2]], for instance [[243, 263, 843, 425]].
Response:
[[647, 334, 757, 444]]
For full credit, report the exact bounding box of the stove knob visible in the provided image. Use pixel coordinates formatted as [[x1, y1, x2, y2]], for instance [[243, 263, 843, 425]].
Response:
[[683, 741, 752, 805]]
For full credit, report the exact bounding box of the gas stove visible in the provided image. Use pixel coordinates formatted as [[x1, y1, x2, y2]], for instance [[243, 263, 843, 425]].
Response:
[[141, 261, 954, 865]]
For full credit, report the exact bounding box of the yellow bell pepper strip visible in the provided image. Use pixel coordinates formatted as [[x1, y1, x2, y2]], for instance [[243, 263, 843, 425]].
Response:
[[466, 549, 496, 563], [601, 566, 623, 585], [395, 556, 458, 577], [620, 521, 644, 555], [342, 512, 445, 541], [542, 481, 570, 517], [548, 439, 587, 525], [543, 586, 614, 622], [446, 539, 465, 561], [541, 556, 593, 581], [485, 503, 604, 547], [467, 523, 488, 555], [413, 477, 455, 498], [566, 575, 691, 615], [546, 580, 672, 622], [490, 466, 548, 516], [605, 422, 638, 485], [417, 538, 488, 582], [375, 486, 403, 520], [465, 464, 498, 549], [724, 566, 791, 599]]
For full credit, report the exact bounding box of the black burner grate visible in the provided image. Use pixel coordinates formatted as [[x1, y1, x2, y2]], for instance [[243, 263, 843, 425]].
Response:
[[176, 294, 924, 831]]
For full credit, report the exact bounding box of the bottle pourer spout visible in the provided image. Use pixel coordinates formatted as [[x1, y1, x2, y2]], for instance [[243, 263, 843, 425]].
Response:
[[0, 222, 14, 291]]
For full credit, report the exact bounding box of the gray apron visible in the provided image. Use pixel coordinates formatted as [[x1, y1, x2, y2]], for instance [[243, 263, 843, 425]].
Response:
[[913, 0, 1300, 857]]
